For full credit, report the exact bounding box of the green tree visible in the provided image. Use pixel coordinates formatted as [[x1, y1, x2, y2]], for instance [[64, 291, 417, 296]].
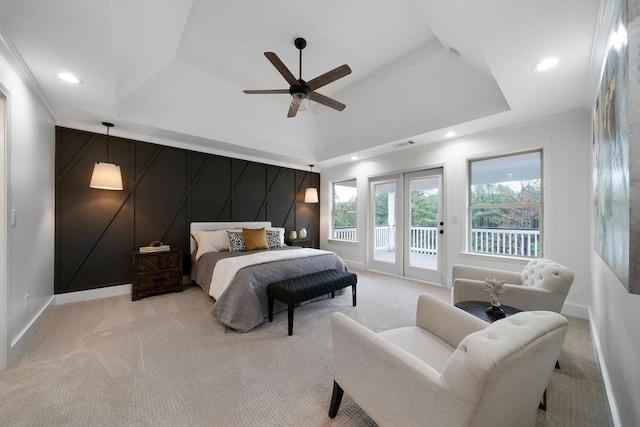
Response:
[[334, 199, 356, 228], [411, 190, 438, 226], [471, 180, 541, 229], [375, 192, 389, 226]]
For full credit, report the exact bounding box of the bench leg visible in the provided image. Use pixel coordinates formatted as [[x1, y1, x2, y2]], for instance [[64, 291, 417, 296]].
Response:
[[268, 296, 274, 322], [288, 304, 294, 336], [331, 291, 335, 298], [352, 284, 357, 306]]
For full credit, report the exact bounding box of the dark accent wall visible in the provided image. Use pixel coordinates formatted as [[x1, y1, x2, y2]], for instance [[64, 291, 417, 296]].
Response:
[[55, 126, 320, 294]]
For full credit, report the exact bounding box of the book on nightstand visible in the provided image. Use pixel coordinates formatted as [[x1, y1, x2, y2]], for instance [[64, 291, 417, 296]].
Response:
[[139, 245, 170, 253]]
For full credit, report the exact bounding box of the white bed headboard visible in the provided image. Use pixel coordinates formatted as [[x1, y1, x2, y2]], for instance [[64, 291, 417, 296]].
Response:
[[189, 221, 272, 253]]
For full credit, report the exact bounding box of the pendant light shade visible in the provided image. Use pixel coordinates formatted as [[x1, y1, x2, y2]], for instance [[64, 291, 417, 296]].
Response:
[[90, 162, 123, 190], [304, 164, 319, 203], [304, 187, 319, 203], [90, 122, 123, 190]]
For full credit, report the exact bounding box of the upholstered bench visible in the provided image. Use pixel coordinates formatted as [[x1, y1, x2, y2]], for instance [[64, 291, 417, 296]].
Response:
[[267, 269, 357, 336]]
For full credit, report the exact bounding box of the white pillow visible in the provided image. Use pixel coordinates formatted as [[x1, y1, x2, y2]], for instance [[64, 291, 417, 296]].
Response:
[[267, 227, 285, 246], [191, 230, 233, 260]]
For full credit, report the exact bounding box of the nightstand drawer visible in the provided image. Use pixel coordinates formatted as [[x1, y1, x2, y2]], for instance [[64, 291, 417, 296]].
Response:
[[137, 270, 181, 289], [136, 251, 180, 272]]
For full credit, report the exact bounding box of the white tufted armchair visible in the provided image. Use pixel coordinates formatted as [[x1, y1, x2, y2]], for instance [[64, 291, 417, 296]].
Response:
[[329, 294, 568, 426], [451, 258, 574, 313]]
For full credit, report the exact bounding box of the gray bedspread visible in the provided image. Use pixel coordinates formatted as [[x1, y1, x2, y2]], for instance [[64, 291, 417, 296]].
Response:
[[193, 247, 348, 332]]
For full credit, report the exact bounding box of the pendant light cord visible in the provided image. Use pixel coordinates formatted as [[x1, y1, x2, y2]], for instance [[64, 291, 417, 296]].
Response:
[[102, 121, 115, 163], [106, 126, 110, 162]]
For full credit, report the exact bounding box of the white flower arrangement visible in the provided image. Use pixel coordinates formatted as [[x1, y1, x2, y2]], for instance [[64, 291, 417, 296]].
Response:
[[484, 278, 506, 307]]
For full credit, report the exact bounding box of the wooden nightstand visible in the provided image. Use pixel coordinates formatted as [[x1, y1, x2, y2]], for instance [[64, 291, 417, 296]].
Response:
[[286, 239, 314, 248], [131, 248, 183, 301]]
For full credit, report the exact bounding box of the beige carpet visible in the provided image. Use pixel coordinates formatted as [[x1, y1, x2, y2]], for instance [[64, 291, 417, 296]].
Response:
[[0, 270, 610, 426]]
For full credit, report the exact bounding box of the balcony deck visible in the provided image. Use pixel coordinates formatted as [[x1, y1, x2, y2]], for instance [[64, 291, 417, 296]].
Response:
[[373, 250, 437, 268]]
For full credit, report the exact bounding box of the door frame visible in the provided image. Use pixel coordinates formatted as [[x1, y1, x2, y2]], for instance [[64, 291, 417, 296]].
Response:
[[367, 167, 446, 285]]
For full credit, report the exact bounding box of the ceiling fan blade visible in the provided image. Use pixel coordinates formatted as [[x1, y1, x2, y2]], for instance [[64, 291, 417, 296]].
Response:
[[287, 102, 300, 118], [243, 89, 290, 94], [264, 52, 299, 86], [307, 64, 352, 91], [310, 91, 346, 111]]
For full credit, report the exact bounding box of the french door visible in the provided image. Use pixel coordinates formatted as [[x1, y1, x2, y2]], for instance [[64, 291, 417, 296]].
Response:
[[368, 168, 445, 284]]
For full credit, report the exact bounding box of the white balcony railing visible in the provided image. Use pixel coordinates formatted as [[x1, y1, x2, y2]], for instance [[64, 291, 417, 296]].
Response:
[[334, 226, 540, 257]]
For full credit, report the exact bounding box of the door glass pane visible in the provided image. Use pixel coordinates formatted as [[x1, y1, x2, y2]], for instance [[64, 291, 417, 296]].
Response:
[[373, 182, 395, 263], [409, 177, 439, 269]]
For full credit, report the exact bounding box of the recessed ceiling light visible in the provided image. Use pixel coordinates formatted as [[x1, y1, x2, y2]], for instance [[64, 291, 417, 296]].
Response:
[[445, 131, 456, 138], [532, 57, 559, 72], [58, 72, 82, 84], [350, 156, 358, 161]]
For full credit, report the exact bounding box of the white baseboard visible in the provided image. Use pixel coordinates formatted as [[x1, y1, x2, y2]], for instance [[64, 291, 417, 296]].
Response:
[[9, 295, 55, 367], [561, 302, 589, 319], [344, 260, 365, 271], [54, 284, 132, 305], [587, 307, 621, 427]]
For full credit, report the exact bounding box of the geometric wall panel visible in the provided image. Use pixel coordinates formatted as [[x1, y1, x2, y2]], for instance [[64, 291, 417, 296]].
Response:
[[55, 126, 319, 294]]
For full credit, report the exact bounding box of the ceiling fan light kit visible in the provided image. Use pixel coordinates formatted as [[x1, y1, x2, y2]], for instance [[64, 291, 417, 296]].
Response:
[[244, 37, 351, 117]]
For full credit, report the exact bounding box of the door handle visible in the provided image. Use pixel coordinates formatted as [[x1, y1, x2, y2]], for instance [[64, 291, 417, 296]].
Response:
[[439, 221, 444, 226], [439, 229, 444, 234]]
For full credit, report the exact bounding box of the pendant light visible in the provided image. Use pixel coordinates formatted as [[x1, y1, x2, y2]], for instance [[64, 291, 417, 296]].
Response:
[[90, 122, 123, 190], [304, 164, 319, 203]]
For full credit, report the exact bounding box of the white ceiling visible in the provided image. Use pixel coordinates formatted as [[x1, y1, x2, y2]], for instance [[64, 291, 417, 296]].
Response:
[[0, 0, 601, 169]]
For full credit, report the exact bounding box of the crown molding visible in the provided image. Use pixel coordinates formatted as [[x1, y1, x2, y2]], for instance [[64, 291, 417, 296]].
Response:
[[0, 26, 57, 123]]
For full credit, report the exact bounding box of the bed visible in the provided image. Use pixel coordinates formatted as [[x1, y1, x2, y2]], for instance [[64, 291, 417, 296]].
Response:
[[190, 221, 348, 332]]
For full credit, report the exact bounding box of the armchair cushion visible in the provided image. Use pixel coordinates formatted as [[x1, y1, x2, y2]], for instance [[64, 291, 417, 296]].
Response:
[[380, 295, 490, 372]]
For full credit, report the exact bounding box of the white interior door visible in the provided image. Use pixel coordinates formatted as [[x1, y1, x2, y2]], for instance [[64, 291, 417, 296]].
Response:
[[403, 169, 445, 284]]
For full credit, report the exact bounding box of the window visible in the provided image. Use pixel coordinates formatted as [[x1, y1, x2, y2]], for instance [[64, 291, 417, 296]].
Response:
[[468, 150, 542, 257], [332, 179, 357, 240]]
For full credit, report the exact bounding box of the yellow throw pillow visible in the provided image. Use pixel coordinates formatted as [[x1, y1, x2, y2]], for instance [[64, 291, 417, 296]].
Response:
[[243, 228, 269, 251]]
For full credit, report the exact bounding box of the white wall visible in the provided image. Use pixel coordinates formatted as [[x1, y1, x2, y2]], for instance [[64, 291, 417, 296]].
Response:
[[585, 0, 640, 424], [591, 255, 640, 426], [0, 48, 55, 367], [321, 111, 592, 316]]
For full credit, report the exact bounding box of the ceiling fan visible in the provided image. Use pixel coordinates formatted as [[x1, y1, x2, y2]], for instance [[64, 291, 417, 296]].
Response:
[[243, 38, 351, 118]]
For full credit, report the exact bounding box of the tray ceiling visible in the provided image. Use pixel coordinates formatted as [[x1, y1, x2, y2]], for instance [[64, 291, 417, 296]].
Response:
[[0, 0, 601, 167]]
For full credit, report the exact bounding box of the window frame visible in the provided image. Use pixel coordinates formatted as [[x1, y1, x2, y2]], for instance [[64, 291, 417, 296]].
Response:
[[467, 149, 544, 258], [331, 178, 358, 241]]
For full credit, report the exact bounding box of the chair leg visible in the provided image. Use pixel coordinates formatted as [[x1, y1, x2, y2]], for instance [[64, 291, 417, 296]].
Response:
[[329, 381, 344, 418], [539, 360, 557, 410], [539, 388, 547, 411], [352, 284, 357, 306]]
